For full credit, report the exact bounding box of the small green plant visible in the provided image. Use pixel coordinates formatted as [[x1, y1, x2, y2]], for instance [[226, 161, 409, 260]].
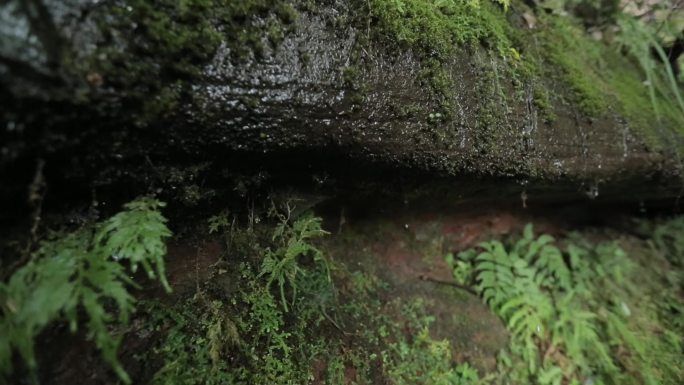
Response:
[[0, 198, 171, 383], [150, 261, 314, 385], [652, 216, 684, 267], [151, 210, 337, 385], [384, 328, 479, 385], [149, 298, 240, 385], [208, 211, 231, 235], [259, 211, 330, 311], [382, 299, 480, 385]]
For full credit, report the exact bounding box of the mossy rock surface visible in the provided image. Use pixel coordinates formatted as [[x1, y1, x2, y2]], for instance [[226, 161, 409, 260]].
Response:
[[1, 0, 683, 218]]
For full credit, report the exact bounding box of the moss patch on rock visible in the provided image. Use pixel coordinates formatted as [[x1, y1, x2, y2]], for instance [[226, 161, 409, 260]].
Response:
[[537, 14, 684, 151], [539, 16, 609, 117], [366, 0, 532, 116], [364, 0, 684, 154]]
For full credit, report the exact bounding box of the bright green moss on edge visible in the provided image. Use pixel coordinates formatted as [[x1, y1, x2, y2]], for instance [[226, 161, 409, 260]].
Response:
[[540, 16, 609, 117], [539, 14, 684, 150], [367, 0, 684, 152], [368, 0, 515, 57], [367, 0, 533, 116]]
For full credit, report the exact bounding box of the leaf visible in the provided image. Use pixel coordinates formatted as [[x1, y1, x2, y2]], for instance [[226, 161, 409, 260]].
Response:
[[260, 211, 330, 311], [538, 365, 563, 385], [0, 197, 171, 383]]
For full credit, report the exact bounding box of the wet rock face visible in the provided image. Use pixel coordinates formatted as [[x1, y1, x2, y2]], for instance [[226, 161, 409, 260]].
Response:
[[0, 0, 682, 219]]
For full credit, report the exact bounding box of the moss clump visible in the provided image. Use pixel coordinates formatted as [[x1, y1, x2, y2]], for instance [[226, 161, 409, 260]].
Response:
[[366, 0, 529, 116], [539, 16, 609, 117], [368, 0, 515, 57], [533, 86, 557, 122], [537, 14, 684, 150], [605, 54, 684, 148], [341, 65, 368, 104]]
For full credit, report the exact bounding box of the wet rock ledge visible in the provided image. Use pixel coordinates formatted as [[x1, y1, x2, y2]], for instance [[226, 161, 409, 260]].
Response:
[[1, 0, 683, 221]]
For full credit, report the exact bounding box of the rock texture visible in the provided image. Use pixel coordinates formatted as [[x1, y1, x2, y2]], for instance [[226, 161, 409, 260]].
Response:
[[1, 0, 683, 222]]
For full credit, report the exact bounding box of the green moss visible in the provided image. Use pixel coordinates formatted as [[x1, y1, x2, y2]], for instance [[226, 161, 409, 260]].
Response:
[[129, 1, 222, 69], [367, 0, 529, 116], [275, 3, 298, 24], [369, 0, 514, 57], [607, 66, 665, 147], [539, 17, 609, 116], [397, 103, 423, 118], [240, 96, 261, 110], [536, 14, 684, 151], [533, 86, 556, 123], [469, 51, 521, 164], [341, 65, 369, 105], [341, 65, 361, 86], [266, 18, 285, 46], [605, 55, 684, 148]]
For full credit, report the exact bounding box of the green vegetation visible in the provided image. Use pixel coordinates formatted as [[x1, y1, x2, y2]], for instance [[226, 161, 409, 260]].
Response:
[[95, 212, 684, 385], [526, 1, 684, 152], [141, 210, 483, 385], [147, 298, 241, 385], [383, 319, 479, 385], [0, 198, 171, 384], [260, 211, 330, 311], [539, 16, 609, 116], [536, 12, 684, 149], [448, 223, 684, 385], [368, 0, 515, 57], [4, 200, 684, 385], [617, 15, 684, 129], [367, 0, 528, 115], [148, 210, 334, 384]]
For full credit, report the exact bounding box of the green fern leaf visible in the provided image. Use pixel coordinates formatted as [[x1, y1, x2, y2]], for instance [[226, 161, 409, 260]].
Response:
[[538, 365, 563, 385], [0, 197, 171, 383], [260, 211, 330, 311]]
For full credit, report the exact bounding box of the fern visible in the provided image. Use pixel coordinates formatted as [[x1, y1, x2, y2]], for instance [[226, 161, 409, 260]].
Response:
[[552, 294, 617, 377], [537, 365, 563, 385], [653, 216, 684, 267], [0, 198, 171, 383], [259, 212, 330, 312], [566, 241, 593, 293], [472, 231, 557, 374], [453, 224, 649, 384], [95, 198, 172, 292]]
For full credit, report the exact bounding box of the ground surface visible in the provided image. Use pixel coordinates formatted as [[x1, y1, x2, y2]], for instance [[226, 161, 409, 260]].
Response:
[[21, 200, 683, 385]]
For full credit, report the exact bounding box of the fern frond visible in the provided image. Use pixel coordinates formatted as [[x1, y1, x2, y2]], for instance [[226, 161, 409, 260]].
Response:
[[0, 197, 171, 383], [95, 198, 172, 292], [260, 211, 330, 311], [552, 293, 620, 379], [536, 244, 572, 290], [538, 365, 563, 385]]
